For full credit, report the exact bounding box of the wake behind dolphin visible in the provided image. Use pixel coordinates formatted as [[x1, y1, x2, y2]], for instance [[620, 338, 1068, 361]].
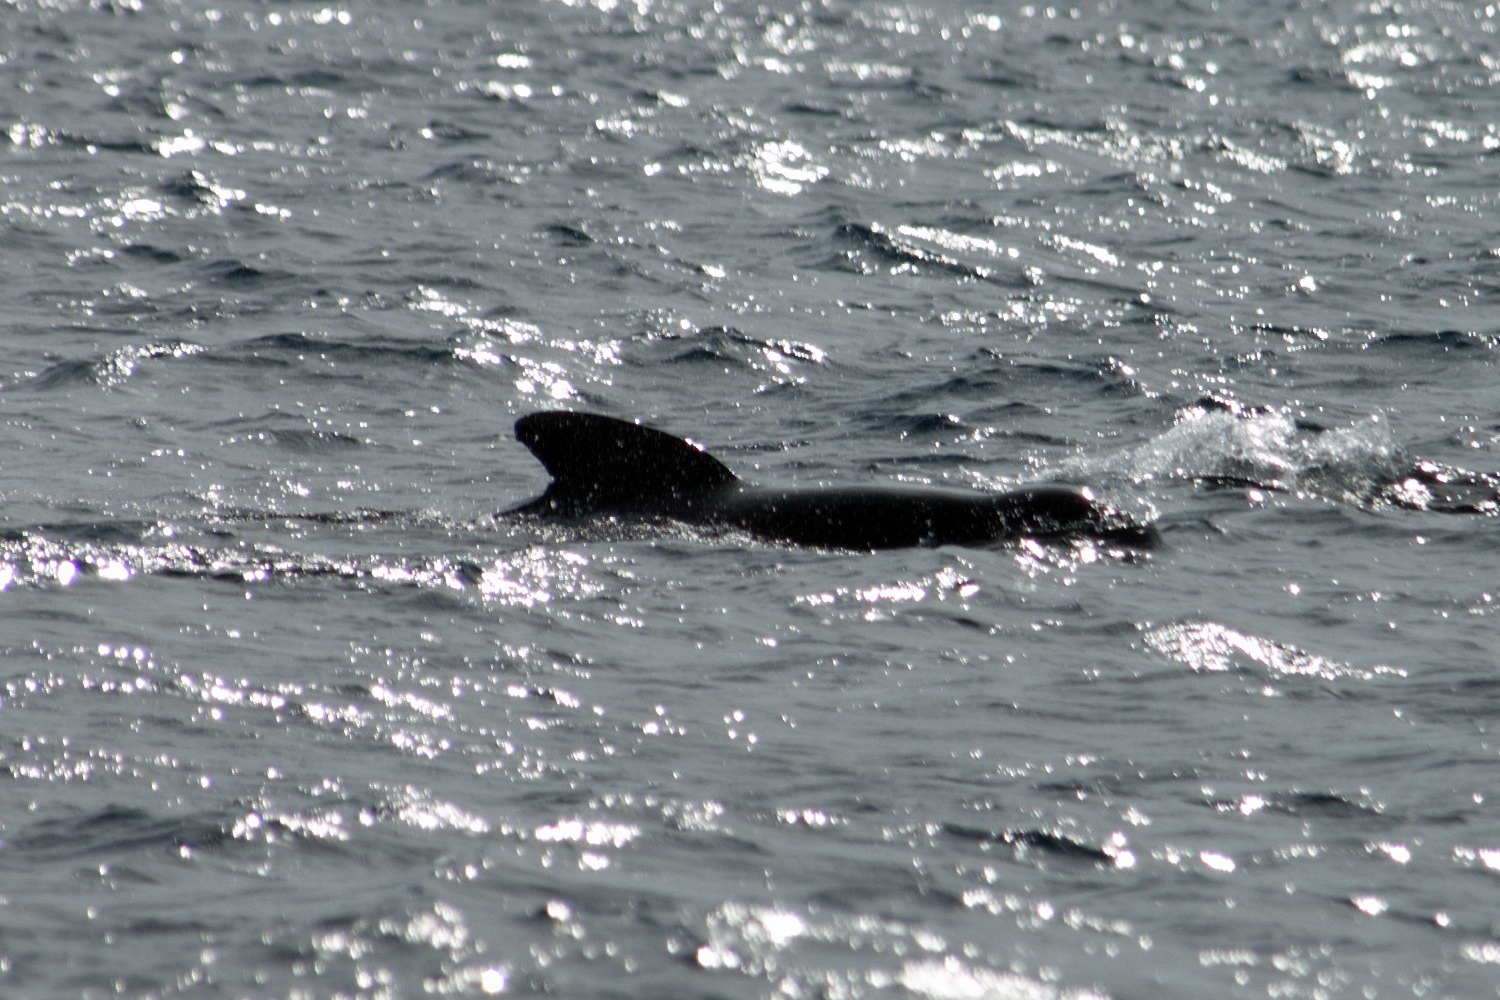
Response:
[[504, 411, 1155, 550]]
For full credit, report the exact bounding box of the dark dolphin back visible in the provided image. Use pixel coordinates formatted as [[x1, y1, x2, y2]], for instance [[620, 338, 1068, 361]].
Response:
[[510, 411, 739, 516]]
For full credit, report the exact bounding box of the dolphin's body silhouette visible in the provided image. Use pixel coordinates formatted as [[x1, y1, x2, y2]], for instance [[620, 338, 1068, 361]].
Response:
[[505, 412, 1153, 550]]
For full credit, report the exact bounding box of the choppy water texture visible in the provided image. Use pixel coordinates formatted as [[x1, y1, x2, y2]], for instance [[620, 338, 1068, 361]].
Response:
[[3, 0, 1500, 997]]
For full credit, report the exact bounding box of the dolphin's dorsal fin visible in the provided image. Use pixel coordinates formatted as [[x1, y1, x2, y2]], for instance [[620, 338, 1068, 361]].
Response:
[[510, 411, 739, 516]]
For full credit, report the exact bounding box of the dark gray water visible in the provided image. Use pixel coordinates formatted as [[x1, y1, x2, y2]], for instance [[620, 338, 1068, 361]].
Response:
[[4, 0, 1500, 997]]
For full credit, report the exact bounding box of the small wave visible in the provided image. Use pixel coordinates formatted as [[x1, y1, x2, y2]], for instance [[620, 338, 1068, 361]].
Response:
[[1207, 789, 1386, 820], [830, 221, 1018, 283], [229, 331, 466, 367], [1368, 329, 1495, 354], [200, 258, 292, 287], [941, 823, 1119, 866], [215, 428, 368, 453], [28, 341, 204, 390], [4, 804, 230, 863], [119, 243, 186, 264], [155, 169, 246, 210], [633, 325, 827, 384], [241, 69, 351, 90]]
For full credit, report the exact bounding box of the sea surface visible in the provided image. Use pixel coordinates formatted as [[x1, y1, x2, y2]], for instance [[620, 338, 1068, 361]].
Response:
[[3, 0, 1500, 997]]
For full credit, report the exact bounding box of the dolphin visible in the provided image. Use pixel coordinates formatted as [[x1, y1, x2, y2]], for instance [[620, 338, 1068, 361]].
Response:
[[504, 411, 1155, 550]]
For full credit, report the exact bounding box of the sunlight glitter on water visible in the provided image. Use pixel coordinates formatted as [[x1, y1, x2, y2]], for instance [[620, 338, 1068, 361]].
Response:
[[795, 565, 980, 610], [899, 956, 1110, 1000], [533, 817, 640, 849], [1142, 621, 1406, 682], [747, 141, 829, 196], [694, 903, 1118, 1000], [696, 903, 808, 970], [472, 548, 602, 605], [385, 786, 491, 835], [232, 808, 350, 843], [361, 547, 604, 605]]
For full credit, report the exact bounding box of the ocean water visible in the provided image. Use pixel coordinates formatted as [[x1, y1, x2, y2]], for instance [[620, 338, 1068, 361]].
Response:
[[3, 0, 1500, 997]]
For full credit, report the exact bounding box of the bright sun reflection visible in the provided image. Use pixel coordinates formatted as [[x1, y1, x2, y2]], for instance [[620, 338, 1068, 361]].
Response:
[[747, 141, 828, 195], [899, 955, 1110, 1000], [797, 565, 979, 609], [533, 817, 640, 848], [1143, 621, 1404, 682]]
